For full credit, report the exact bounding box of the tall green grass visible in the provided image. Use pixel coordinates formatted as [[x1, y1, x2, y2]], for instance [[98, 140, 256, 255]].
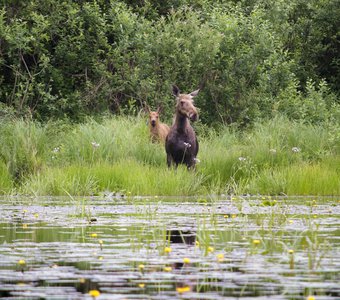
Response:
[[0, 161, 13, 193], [0, 116, 339, 196], [21, 160, 207, 196]]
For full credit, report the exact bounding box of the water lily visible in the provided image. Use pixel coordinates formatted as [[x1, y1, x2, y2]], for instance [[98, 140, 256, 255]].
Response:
[[90, 233, 98, 238], [207, 246, 214, 253], [89, 289, 100, 298], [217, 253, 224, 262], [164, 266, 172, 272], [138, 283, 145, 288], [288, 249, 294, 254], [253, 239, 260, 245], [183, 257, 191, 264], [138, 264, 145, 271], [18, 260, 26, 265], [176, 286, 191, 294], [164, 247, 172, 254], [307, 296, 315, 300]]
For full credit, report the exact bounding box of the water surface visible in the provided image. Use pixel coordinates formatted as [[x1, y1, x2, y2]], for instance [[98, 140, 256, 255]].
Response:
[[0, 195, 339, 299]]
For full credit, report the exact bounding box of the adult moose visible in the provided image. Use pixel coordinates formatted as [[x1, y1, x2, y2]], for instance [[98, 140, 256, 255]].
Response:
[[165, 85, 200, 169]]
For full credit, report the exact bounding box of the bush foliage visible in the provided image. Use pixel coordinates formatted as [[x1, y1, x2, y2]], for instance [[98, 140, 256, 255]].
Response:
[[0, 0, 339, 125]]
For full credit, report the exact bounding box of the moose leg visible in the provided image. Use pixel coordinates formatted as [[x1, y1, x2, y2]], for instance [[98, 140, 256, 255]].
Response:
[[167, 154, 173, 168]]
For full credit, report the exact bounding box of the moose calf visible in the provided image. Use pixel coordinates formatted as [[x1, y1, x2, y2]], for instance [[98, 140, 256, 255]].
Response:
[[147, 107, 170, 144]]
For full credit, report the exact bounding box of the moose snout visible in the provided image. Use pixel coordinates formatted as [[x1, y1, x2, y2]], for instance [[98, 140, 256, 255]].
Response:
[[151, 120, 156, 127], [189, 112, 198, 122]]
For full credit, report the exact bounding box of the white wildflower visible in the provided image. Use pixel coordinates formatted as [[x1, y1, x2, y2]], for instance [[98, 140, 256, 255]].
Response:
[[238, 157, 246, 162], [291, 147, 300, 153], [52, 147, 60, 153], [183, 142, 191, 148], [269, 148, 277, 154], [91, 141, 100, 148]]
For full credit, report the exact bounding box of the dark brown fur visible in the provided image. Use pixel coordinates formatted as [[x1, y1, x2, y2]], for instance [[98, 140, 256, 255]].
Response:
[[146, 106, 170, 143], [165, 85, 199, 169]]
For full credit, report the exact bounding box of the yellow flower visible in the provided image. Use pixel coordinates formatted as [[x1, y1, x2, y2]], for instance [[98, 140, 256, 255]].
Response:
[[195, 240, 200, 247], [89, 290, 100, 298], [253, 239, 260, 245], [23, 209, 28, 214], [223, 215, 229, 218], [90, 233, 98, 238], [138, 264, 145, 270], [22, 224, 28, 229], [164, 266, 172, 272], [79, 278, 86, 284], [288, 220, 294, 224], [18, 260, 26, 265], [231, 214, 237, 218], [183, 257, 191, 264], [288, 249, 294, 254], [34, 213, 39, 218], [138, 283, 145, 288], [217, 253, 224, 262], [176, 286, 191, 293], [307, 296, 315, 300], [208, 246, 214, 253], [164, 247, 172, 254]]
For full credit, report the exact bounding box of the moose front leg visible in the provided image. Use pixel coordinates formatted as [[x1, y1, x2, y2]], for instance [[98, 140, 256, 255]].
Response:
[[166, 153, 173, 168]]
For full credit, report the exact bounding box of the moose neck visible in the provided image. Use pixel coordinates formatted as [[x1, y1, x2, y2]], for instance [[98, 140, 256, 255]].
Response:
[[174, 112, 189, 132]]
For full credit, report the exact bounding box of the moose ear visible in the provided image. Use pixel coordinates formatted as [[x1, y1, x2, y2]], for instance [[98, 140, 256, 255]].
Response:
[[172, 85, 180, 97], [144, 103, 150, 113], [190, 89, 200, 97], [156, 106, 162, 113]]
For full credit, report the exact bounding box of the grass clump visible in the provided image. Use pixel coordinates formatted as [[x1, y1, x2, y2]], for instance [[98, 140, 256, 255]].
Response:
[[22, 160, 206, 196]]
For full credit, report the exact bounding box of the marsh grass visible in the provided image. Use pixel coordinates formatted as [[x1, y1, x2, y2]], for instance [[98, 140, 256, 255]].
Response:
[[22, 160, 207, 196], [0, 161, 13, 193], [1, 116, 339, 196]]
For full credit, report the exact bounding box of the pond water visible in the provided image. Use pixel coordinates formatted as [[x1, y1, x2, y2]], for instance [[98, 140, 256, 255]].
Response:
[[0, 195, 339, 299]]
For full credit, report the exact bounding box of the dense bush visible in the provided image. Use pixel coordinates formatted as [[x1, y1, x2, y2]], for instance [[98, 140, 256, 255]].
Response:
[[0, 0, 339, 125]]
